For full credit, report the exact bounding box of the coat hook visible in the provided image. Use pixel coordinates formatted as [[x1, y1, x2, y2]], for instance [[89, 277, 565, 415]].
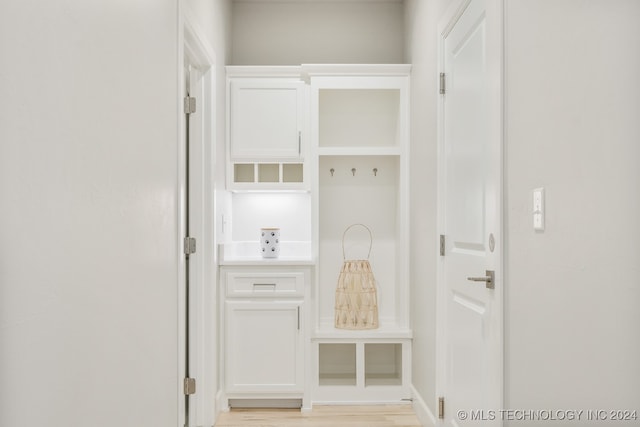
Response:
[[351, 168, 356, 176], [330, 168, 335, 177], [373, 167, 378, 177]]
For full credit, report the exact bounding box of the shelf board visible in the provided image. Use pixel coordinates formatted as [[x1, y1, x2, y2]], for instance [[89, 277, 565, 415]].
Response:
[[318, 374, 357, 386], [302, 64, 412, 77], [226, 65, 303, 78], [313, 326, 412, 340], [365, 374, 403, 387], [317, 147, 401, 157]]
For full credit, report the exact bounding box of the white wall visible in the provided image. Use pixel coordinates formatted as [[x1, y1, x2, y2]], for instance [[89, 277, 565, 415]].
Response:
[[231, 193, 312, 242], [231, 0, 405, 65], [504, 0, 640, 419], [187, 0, 231, 62], [0, 1, 230, 426]]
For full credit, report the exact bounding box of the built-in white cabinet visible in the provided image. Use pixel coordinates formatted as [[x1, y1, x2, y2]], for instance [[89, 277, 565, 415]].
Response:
[[219, 64, 411, 408], [308, 64, 412, 403], [226, 67, 309, 190], [220, 266, 310, 409]]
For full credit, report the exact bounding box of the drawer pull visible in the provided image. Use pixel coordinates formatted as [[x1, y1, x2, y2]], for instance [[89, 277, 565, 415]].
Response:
[[253, 283, 277, 290]]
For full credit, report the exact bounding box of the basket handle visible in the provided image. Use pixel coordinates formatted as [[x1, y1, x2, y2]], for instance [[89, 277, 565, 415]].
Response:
[[342, 223, 373, 260]]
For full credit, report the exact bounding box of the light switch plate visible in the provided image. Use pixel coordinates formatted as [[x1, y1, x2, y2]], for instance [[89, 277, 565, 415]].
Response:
[[533, 187, 545, 231]]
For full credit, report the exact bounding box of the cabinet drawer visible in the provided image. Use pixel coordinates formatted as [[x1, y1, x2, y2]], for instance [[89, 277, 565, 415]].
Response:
[[226, 272, 304, 298]]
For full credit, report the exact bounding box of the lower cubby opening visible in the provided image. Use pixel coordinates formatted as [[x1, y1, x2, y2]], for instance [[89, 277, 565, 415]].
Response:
[[318, 343, 356, 386], [364, 343, 402, 386], [313, 339, 411, 403], [317, 342, 405, 387]]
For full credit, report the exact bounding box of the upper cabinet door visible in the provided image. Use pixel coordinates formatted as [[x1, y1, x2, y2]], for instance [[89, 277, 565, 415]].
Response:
[[230, 79, 305, 160]]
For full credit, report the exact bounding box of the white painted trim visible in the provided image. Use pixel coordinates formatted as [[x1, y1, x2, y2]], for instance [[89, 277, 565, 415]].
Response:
[[312, 401, 414, 406], [497, 0, 507, 414], [226, 65, 303, 78], [177, 5, 187, 427], [183, 8, 217, 67], [216, 389, 229, 413], [484, 1, 506, 418], [302, 63, 412, 77], [501, 0, 510, 412], [411, 384, 437, 427], [179, 4, 218, 426]]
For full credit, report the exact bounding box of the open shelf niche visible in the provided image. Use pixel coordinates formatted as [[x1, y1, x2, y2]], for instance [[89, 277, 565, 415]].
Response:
[[365, 343, 402, 386], [309, 65, 411, 334], [231, 162, 305, 187], [318, 342, 403, 387], [318, 343, 356, 386], [317, 155, 402, 331], [319, 88, 401, 149]]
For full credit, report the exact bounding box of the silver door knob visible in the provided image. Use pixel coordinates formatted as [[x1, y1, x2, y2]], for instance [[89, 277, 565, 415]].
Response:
[[467, 270, 495, 289]]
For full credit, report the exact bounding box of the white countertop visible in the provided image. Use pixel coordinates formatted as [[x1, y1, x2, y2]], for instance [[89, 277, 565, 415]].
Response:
[[218, 241, 315, 266]]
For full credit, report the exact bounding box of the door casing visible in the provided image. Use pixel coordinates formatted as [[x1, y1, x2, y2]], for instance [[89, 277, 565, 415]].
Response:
[[179, 10, 217, 427]]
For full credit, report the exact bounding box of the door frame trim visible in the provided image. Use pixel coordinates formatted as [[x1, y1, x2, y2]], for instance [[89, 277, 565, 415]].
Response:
[[178, 7, 217, 427], [435, 0, 505, 421]]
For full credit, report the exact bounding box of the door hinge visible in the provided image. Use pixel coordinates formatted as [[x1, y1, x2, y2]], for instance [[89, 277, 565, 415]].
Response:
[[438, 396, 445, 419], [440, 235, 445, 256], [439, 72, 446, 95], [184, 96, 196, 114], [183, 377, 196, 395], [183, 237, 196, 255]]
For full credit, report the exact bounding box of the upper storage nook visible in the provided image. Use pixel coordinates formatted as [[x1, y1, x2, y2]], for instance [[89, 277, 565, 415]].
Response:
[[309, 64, 408, 157], [319, 88, 400, 151]]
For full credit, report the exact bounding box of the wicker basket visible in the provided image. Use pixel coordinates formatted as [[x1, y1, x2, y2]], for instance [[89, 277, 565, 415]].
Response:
[[334, 224, 379, 330]]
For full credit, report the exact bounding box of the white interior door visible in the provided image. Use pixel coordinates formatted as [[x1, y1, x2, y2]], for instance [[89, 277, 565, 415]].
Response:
[[439, 0, 503, 425]]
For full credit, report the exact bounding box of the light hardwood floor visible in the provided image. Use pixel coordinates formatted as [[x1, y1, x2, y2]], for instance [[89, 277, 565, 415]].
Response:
[[214, 405, 422, 427]]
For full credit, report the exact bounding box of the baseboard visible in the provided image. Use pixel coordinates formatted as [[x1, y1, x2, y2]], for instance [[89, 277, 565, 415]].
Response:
[[410, 385, 437, 427], [312, 400, 413, 406], [215, 389, 228, 417], [228, 398, 303, 409]]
